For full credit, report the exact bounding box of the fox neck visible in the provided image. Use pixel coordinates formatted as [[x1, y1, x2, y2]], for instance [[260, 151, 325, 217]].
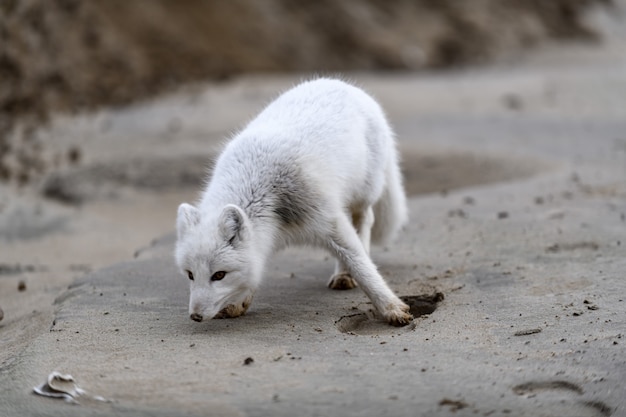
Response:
[[247, 216, 281, 260]]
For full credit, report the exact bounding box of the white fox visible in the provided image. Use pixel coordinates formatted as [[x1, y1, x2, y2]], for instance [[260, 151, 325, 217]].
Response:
[[175, 78, 412, 326]]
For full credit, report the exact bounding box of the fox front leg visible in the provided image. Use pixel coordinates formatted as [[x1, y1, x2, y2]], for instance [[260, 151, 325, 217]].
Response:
[[326, 214, 412, 326]]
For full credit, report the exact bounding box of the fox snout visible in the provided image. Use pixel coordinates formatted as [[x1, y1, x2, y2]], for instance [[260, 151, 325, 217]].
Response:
[[190, 313, 203, 322], [188, 294, 255, 322]]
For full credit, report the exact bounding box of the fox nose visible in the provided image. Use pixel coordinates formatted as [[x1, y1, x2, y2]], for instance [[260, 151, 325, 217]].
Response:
[[190, 313, 203, 322]]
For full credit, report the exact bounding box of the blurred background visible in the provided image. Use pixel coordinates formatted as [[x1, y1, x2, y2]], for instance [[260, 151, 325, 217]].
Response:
[[0, 0, 615, 185]]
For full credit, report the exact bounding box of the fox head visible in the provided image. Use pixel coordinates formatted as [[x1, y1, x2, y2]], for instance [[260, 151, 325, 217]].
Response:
[[175, 203, 262, 322]]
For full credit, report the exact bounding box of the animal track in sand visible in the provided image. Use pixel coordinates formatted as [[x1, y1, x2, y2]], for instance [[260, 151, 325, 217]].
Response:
[[513, 381, 612, 417], [335, 292, 443, 335], [513, 380, 583, 396]]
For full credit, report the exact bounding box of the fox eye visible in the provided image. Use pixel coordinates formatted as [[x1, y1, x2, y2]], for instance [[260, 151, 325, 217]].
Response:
[[186, 270, 194, 281], [211, 271, 226, 281]]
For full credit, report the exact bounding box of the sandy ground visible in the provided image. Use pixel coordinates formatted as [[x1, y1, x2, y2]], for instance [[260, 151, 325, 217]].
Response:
[[1, 6, 626, 416], [0, 76, 549, 371]]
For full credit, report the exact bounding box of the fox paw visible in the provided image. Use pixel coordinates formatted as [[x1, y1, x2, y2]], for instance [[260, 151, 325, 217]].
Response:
[[328, 272, 358, 290], [382, 301, 413, 327]]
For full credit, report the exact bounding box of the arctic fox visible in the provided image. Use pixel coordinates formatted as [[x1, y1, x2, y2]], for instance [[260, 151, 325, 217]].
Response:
[[175, 78, 412, 326]]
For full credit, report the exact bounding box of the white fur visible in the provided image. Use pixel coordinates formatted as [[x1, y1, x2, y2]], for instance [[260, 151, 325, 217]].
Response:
[[175, 78, 412, 326]]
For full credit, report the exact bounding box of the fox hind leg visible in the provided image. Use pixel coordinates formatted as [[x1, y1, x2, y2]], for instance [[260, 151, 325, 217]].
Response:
[[328, 206, 373, 290]]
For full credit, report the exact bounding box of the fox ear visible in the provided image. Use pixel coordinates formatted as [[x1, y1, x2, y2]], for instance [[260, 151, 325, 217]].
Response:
[[219, 204, 249, 246], [177, 203, 200, 238]]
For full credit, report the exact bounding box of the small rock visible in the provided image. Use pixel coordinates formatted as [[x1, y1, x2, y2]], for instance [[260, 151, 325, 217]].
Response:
[[513, 328, 542, 336], [243, 357, 254, 365], [439, 398, 468, 412], [67, 146, 82, 164], [18, 280, 26, 291], [502, 93, 523, 110], [497, 211, 509, 219], [448, 208, 466, 218], [0, 306, 4, 321], [462, 196, 475, 205]]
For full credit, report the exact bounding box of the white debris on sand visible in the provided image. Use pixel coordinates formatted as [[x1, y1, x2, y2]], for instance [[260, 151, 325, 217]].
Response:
[[33, 371, 107, 405]]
